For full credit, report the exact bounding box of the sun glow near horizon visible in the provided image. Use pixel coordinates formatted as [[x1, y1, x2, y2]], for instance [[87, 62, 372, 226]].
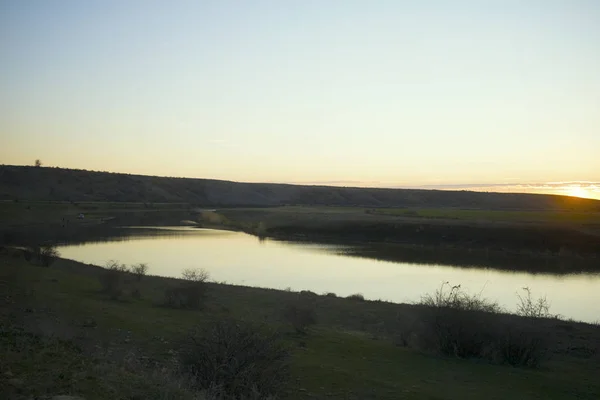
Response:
[[565, 185, 596, 200]]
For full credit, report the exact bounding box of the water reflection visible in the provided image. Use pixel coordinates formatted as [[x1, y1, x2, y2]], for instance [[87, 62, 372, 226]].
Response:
[[56, 227, 600, 323]]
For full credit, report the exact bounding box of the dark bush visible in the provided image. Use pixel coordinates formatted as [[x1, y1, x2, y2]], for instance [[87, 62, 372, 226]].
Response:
[[414, 284, 548, 367], [39, 245, 59, 267], [23, 245, 59, 267], [496, 326, 547, 367], [164, 268, 210, 309], [179, 319, 290, 399], [346, 293, 365, 301], [129, 263, 149, 281], [422, 307, 497, 358], [100, 261, 127, 299]]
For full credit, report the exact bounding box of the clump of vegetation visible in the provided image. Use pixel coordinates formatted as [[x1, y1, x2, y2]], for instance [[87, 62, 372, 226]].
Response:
[[496, 326, 547, 367], [516, 287, 557, 319], [23, 245, 60, 267], [420, 282, 502, 313], [325, 292, 337, 297], [98, 261, 150, 300], [129, 262, 149, 281], [181, 268, 210, 283], [164, 268, 210, 309], [415, 283, 547, 367], [39, 245, 60, 267], [346, 293, 365, 301], [283, 298, 317, 334], [179, 319, 290, 399], [100, 260, 128, 299]]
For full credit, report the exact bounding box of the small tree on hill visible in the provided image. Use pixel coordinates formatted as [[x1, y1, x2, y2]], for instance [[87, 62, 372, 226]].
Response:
[[34, 159, 42, 167]]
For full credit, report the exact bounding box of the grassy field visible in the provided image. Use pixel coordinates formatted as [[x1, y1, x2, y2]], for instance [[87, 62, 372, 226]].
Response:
[[0, 200, 193, 226], [370, 207, 600, 224], [3, 201, 600, 228], [2, 249, 600, 399]]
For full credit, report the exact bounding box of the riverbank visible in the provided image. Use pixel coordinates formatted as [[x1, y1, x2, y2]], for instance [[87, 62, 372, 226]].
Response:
[[216, 207, 600, 273], [2, 248, 599, 399], [3, 202, 600, 275]]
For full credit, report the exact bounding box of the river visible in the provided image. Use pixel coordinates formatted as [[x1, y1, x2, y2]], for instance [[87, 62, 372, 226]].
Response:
[[57, 226, 600, 323]]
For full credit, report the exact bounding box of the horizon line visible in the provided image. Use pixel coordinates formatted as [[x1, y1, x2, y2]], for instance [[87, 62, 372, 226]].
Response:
[[2, 164, 599, 200]]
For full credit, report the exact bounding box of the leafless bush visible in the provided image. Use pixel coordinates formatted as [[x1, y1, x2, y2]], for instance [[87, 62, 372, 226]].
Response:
[[420, 282, 502, 313], [23, 245, 60, 267], [516, 287, 557, 318], [100, 260, 127, 299], [182, 268, 210, 283], [164, 269, 210, 309], [283, 299, 317, 334], [179, 319, 289, 399], [414, 283, 547, 367], [129, 263, 149, 281], [40, 245, 60, 267], [105, 260, 128, 272]]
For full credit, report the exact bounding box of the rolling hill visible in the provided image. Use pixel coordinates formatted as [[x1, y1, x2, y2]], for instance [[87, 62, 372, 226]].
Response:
[[1, 165, 599, 211]]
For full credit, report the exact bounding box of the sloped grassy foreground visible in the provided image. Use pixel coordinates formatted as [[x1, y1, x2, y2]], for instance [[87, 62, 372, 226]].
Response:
[[1, 248, 599, 400]]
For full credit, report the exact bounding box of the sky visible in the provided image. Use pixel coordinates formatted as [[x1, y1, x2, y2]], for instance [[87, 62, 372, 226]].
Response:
[[1, 1, 599, 199]]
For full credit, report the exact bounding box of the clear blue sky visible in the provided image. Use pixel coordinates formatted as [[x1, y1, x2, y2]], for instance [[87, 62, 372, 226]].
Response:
[[1, 1, 599, 192]]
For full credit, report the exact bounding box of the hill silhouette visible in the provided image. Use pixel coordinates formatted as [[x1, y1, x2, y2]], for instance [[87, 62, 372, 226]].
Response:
[[1, 165, 599, 211]]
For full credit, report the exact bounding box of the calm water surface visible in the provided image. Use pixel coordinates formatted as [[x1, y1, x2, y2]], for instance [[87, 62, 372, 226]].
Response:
[[57, 227, 600, 323]]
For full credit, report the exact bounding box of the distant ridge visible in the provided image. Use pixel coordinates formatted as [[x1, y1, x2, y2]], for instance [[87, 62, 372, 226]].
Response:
[[1, 165, 599, 211]]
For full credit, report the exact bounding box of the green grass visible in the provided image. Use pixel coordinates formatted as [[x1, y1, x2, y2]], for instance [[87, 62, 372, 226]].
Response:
[[2, 251, 600, 399]]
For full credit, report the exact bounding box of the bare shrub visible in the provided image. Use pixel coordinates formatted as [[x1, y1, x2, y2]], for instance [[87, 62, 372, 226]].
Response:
[[129, 263, 149, 281], [39, 245, 59, 267], [414, 283, 547, 367], [283, 299, 317, 334], [182, 268, 210, 283], [179, 319, 289, 399], [164, 268, 210, 309], [100, 260, 127, 299], [420, 282, 502, 313], [23, 245, 60, 267], [346, 293, 365, 301], [105, 260, 128, 272], [516, 287, 557, 318]]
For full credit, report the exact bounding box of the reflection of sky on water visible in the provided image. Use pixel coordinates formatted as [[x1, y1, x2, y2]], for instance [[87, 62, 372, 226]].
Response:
[[57, 227, 600, 323]]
